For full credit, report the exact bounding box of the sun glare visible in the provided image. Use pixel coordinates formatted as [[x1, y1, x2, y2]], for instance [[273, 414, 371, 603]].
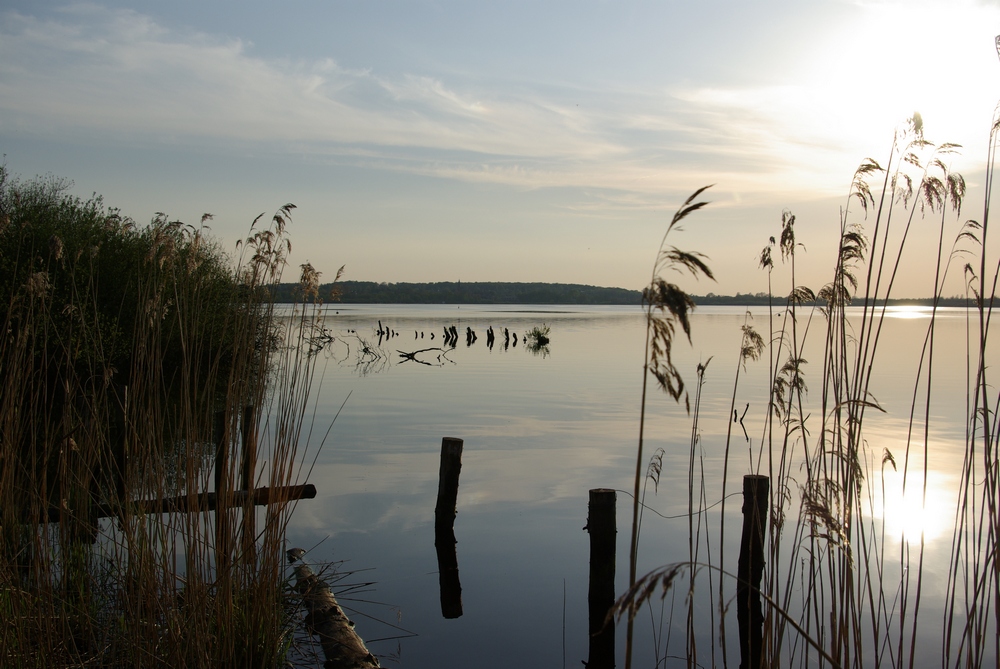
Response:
[[885, 305, 932, 319], [789, 1, 1000, 175], [874, 469, 953, 545]]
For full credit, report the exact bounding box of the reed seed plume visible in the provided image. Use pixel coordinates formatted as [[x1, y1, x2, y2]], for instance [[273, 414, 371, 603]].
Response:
[[625, 186, 715, 669]]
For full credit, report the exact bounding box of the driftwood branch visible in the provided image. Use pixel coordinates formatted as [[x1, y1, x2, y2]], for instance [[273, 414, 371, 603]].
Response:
[[287, 548, 380, 669], [396, 347, 454, 367]]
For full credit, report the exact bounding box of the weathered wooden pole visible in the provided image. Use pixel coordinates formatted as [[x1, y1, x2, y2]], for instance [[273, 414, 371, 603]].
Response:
[[212, 410, 231, 570], [287, 548, 381, 668], [240, 405, 257, 494], [434, 437, 464, 618], [738, 474, 768, 669], [213, 410, 228, 501], [435, 438, 463, 521], [585, 488, 616, 669], [240, 405, 258, 562], [63, 438, 99, 545], [110, 381, 128, 511]]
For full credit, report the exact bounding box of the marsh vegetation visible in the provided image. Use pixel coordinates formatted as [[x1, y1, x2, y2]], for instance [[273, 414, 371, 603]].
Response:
[[616, 113, 998, 668], [0, 167, 326, 667]]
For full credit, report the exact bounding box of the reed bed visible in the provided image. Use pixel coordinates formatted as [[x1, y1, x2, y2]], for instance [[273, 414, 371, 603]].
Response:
[[618, 111, 998, 668], [0, 169, 328, 668]]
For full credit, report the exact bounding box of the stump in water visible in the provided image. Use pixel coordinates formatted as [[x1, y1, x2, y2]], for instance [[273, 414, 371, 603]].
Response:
[[585, 488, 616, 669], [287, 548, 380, 669], [240, 405, 258, 563], [435, 438, 463, 526], [738, 474, 768, 669], [435, 437, 464, 618]]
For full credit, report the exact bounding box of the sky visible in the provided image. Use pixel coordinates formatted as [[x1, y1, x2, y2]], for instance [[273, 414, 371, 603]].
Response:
[[3, 0, 1000, 297]]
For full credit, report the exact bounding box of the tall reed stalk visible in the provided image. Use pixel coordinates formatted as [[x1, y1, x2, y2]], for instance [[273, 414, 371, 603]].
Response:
[[626, 186, 715, 669]]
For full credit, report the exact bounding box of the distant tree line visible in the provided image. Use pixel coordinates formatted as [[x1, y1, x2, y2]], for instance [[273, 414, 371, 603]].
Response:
[[270, 281, 975, 307], [695, 292, 975, 308], [271, 281, 644, 304]]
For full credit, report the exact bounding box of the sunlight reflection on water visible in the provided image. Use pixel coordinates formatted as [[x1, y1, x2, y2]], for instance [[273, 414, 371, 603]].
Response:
[[278, 304, 992, 669]]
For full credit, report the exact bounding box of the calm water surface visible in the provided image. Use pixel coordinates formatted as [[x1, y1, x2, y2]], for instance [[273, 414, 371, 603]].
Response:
[[280, 304, 990, 668]]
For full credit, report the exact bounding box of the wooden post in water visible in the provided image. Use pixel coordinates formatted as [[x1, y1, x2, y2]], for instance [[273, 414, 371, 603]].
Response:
[[240, 405, 258, 493], [213, 410, 232, 574], [110, 382, 128, 512], [434, 437, 463, 618], [240, 405, 258, 562], [586, 488, 616, 669], [213, 410, 228, 500], [738, 474, 768, 669]]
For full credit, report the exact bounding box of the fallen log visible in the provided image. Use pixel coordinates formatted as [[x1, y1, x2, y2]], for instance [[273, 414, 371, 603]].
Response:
[[39, 484, 317, 522], [287, 548, 380, 669]]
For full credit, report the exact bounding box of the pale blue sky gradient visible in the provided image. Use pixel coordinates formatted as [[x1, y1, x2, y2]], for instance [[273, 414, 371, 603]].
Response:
[[2, 1, 999, 296]]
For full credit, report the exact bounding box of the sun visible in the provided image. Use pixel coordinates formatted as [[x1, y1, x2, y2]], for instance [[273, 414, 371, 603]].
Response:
[[787, 1, 1000, 177]]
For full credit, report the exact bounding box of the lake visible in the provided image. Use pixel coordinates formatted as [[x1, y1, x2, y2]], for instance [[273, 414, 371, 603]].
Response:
[[278, 303, 995, 668]]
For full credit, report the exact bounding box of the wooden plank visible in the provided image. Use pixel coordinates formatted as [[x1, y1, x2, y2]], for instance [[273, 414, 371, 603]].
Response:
[[39, 484, 316, 522]]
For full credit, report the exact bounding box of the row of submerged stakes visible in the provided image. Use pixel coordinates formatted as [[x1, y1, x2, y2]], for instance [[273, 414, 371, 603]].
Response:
[[306, 317, 553, 368], [373, 319, 548, 349]]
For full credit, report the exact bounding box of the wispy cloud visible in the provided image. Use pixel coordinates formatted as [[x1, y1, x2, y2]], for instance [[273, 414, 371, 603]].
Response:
[[0, 6, 619, 155], [2, 2, 997, 209]]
